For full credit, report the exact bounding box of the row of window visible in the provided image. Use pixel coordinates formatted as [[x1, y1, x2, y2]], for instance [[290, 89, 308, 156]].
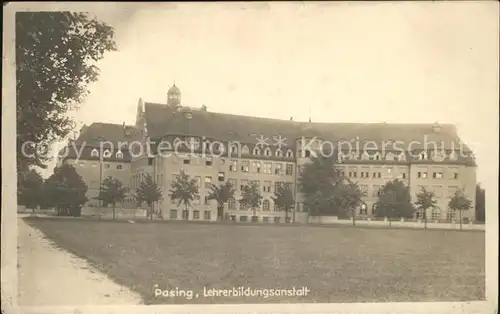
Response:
[[226, 198, 291, 211], [90, 149, 124, 159], [69, 160, 124, 170], [337, 150, 459, 162], [229, 215, 285, 222], [174, 138, 295, 158], [181, 158, 295, 176], [415, 208, 464, 221], [417, 171, 459, 179], [169, 209, 211, 220]]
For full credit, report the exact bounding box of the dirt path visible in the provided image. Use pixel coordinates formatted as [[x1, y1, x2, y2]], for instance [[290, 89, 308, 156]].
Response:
[[17, 218, 143, 306]]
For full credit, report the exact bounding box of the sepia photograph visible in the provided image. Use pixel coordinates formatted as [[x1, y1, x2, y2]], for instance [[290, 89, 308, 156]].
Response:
[[2, 2, 498, 314]]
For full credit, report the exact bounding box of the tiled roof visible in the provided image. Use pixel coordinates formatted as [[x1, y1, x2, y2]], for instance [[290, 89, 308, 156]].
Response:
[[143, 103, 471, 152], [74, 122, 137, 148]]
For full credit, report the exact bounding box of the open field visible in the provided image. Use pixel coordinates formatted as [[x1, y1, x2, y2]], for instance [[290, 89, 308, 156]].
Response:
[[22, 218, 485, 304]]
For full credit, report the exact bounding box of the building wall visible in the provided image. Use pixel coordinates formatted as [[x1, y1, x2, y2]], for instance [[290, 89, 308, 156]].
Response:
[[64, 158, 132, 208]]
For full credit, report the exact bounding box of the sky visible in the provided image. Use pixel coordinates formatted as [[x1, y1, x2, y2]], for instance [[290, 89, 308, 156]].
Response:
[[41, 2, 498, 190]]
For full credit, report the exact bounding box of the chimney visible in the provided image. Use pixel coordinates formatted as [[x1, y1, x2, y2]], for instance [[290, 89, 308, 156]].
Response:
[[290, 116, 293, 121], [201, 105, 207, 112]]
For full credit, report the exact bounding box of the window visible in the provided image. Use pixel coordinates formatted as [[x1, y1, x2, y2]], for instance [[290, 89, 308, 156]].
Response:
[[104, 164, 110, 169], [446, 209, 456, 221], [251, 180, 260, 191], [401, 173, 407, 179], [263, 162, 272, 174], [240, 161, 249, 172], [170, 210, 177, 219], [387, 168, 392, 173], [193, 210, 200, 220], [263, 181, 272, 193], [263, 200, 270, 211], [416, 208, 425, 219], [183, 159, 190, 165], [228, 198, 237, 210], [103, 149, 111, 158], [204, 141, 211, 151], [286, 150, 293, 158], [372, 172, 377, 178], [275, 149, 283, 157], [275, 181, 284, 192], [228, 179, 237, 190], [263, 217, 269, 222], [372, 203, 378, 216], [286, 164, 293, 175], [182, 210, 188, 219], [91, 149, 99, 157], [230, 145, 238, 156], [218, 172, 225, 182], [204, 176, 212, 189], [377, 172, 381, 178], [274, 163, 283, 175], [433, 172, 443, 179], [241, 145, 249, 155], [448, 151, 457, 161], [253, 147, 261, 155], [447, 186, 459, 197], [148, 158, 154, 166], [204, 196, 209, 205], [420, 152, 428, 160], [264, 148, 272, 156], [417, 172, 428, 179], [304, 150, 311, 158], [453, 172, 459, 179], [359, 203, 367, 215], [372, 185, 381, 197], [360, 185, 368, 195], [252, 161, 261, 173], [204, 210, 211, 220], [205, 158, 213, 166], [240, 179, 249, 191], [116, 151, 123, 159], [431, 208, 440, 221], [229, 160, 238, 172], [240, 216, 248, 222], [193, 195, 201, 205]]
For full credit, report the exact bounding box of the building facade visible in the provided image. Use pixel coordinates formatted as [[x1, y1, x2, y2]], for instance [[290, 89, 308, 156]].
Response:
[[61, 84, 477, 222]]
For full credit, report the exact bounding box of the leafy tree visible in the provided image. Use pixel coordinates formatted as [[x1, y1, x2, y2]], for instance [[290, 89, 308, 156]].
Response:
[[475, 184, 485, 222], [448, 189, 473, 230], [239, 181, 263, 219], [169, 171, 198, 221], [207, 181, 235, 221], [16, 12, 116, 172], [298, 156, 340, 216], [272, 183, 295, 223], [414, 186, 438, 230], [97, 177, 128, 220], [18, 169, 44, 212], [45, 164, 88, 216], [136, 173, 163, 220], [375, 179, 414, 227], [333, 180, 365, 226]]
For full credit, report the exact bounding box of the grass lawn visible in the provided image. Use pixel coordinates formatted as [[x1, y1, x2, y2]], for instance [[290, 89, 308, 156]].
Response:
[[23, 218, 485, 304]]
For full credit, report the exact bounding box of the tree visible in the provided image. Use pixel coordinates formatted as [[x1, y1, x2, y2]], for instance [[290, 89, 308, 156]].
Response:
[[414, 186, 438, 230], [448, 189, 473, 230], [45, 164, 88, 216], [18, 169, 44, 212], [375, 179, 414, 228], [16, 12, 116, 172], [169, 171, 198, 221], [97, 177, 128, 220], [136, 174, 163, 220], [475, 184, 485, 222], [333, 180, 365, 226], [272, 183, 295, 223], [207, 181, 235, 221], [298, 156, 340, 216], [239, 181, 263, 220]]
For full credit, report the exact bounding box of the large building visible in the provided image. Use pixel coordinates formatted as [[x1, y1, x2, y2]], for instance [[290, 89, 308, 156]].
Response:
[[60, 84, 477, 223]]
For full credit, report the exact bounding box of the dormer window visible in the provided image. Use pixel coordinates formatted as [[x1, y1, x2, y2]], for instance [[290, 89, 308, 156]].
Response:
[[264, 148, 272, 157], [253, 147, 261, 155], [103, 149, 111, 158], [362, 151, 370, 161], [116, 151, 124, 159], [420, 151, 428, 160], [91, 149, 99, 157], [286, 149, 293, 158], [241, 145, 250, 155], [275, 149, 283, 157], [449, 151, 457, 161]]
